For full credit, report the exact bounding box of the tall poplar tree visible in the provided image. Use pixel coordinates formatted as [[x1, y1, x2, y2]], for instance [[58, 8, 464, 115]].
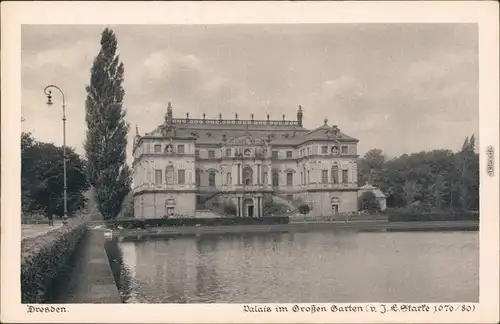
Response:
[[84, 28, 131, 220]]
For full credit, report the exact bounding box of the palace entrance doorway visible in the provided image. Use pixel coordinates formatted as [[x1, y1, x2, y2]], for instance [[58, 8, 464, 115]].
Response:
[[243, 198, 254, 217]]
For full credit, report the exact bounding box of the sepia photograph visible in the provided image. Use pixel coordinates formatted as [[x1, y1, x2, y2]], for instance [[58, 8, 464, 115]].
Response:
[[2, 1, 499, 323]]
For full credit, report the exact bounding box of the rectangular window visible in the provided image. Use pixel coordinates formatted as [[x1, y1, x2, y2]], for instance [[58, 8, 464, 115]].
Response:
[[195, 171, 200, 186], [263, 149, 268, 157], [307, 147, 311, 155], [286, 172, 293, 186], [272, 173, 279, 186], [342, 169, 349, 183], [154, 144, 162, 153], [341, 146, 348, 155], [272, 151, 279, 159], [208, 150, 215, 158], [195, 149, 199, 157], [178, 170, 185, 185], [307, 170, 310, 183], [322, 170, 328, 184], [155, 169, 162, 185], [300, 172, 303, 185], [208, 172, 216, 187], [177, 144, 185, 154], [286, 194, 293, 201], [321, 146, 328, 154], [286, 151, 293, 158], [225, 148, 231, 157]]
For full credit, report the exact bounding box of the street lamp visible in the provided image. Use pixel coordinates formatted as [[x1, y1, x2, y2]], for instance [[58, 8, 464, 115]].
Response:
[[43, 85, 68, 225]]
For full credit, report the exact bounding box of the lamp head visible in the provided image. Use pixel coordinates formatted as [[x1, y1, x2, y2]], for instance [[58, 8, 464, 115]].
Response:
[[46, 92, 53, 106]]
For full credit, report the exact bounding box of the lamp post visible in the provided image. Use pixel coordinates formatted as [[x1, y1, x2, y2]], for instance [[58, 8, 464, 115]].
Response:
[[44, 85, 68, 225]]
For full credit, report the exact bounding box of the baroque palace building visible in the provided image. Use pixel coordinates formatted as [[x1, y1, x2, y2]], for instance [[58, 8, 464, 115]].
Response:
[[132, 103, 359, 218]]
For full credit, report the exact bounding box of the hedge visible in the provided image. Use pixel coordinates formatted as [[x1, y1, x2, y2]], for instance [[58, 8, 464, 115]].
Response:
[[388, 212, 479, 222], [21, 221, 87, 303], [104, 216, 290, 230]]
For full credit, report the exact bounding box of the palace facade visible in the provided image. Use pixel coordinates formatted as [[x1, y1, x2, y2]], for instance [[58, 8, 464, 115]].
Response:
[[132, 103, 359, 218]]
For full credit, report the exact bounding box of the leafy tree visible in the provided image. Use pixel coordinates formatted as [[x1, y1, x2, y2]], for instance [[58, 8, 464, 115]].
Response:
[[455, 133, 479, 210], [357, 149, 386, 185], [21, 132, 89, 218], [84, 28, 132, 220], [429, 174, 447, 210], [120, 192, 134, 219], [356, 134, 478, 212], [358, 191, 381, 214], [403, 180, 419, 207]]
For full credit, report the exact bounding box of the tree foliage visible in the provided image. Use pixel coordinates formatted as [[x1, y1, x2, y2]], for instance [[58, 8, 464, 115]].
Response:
[[223, 200, 237, 216], [21, 132, 90, 217], [298, 203, 311, 215], [357, 134, 479, 212], [84, 28, 132, 220]]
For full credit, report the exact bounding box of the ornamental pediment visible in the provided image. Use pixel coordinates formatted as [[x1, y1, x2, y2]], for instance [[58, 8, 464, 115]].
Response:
[[227, 135, 266, 146]]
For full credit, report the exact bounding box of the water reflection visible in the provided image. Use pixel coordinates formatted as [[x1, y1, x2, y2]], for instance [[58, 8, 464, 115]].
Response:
[[116, 231, 479, 303], [195, 237, 221, 302]]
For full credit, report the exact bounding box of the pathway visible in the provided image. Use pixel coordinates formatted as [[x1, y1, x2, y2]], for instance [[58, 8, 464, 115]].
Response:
[[21, 222, 62, 240]]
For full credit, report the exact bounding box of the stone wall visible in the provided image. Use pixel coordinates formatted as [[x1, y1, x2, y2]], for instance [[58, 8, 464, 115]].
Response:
[[134, 192, 196, 218], [301, 190, 358, 216]]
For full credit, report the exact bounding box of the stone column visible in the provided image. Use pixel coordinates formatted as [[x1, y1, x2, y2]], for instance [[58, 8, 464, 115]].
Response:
[[257, 164, 261, 184], [240, 197, 244, 217], [267, 163, 272, 185], [262, 197, 265, 217], [237, 164, 241, 185], [237, 197, 240, 217]]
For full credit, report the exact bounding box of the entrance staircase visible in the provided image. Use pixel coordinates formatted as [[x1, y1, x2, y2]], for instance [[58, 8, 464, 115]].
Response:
[[195, 209, 223, 218]]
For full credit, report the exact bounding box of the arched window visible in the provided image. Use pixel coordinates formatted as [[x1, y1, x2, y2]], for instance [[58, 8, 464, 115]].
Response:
[[226, 172, 232, 185], [331, 164, 339, 184], [242, 166, 253, 185]]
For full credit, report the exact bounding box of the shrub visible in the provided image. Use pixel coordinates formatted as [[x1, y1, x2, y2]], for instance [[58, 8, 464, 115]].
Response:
[[358, 191, 381, 214], [21, 213, 49, 225], [105, 216, 290, 229], [21, 220, 87, 303], [298, 204, 310, 215], [388, 211, 479, 222], [221, 201, 236, 216], [262, 196, 291, 216]]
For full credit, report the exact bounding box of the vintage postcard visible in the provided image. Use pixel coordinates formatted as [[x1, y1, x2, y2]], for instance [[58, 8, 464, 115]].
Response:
[[1, 1, 499, 323]]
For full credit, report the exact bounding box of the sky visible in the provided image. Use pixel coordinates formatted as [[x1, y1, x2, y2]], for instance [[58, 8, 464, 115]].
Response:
[[21, 24, 478, 164]]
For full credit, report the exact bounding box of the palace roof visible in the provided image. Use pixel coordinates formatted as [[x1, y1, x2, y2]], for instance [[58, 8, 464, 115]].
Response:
[[136, 104, 358, 147]]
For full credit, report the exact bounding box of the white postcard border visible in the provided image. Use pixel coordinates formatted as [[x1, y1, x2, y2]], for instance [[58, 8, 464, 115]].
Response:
[[1, 1, 499, 323]]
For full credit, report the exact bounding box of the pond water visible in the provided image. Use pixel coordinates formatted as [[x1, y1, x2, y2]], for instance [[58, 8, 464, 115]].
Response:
[[112, 231, 478, 303]]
